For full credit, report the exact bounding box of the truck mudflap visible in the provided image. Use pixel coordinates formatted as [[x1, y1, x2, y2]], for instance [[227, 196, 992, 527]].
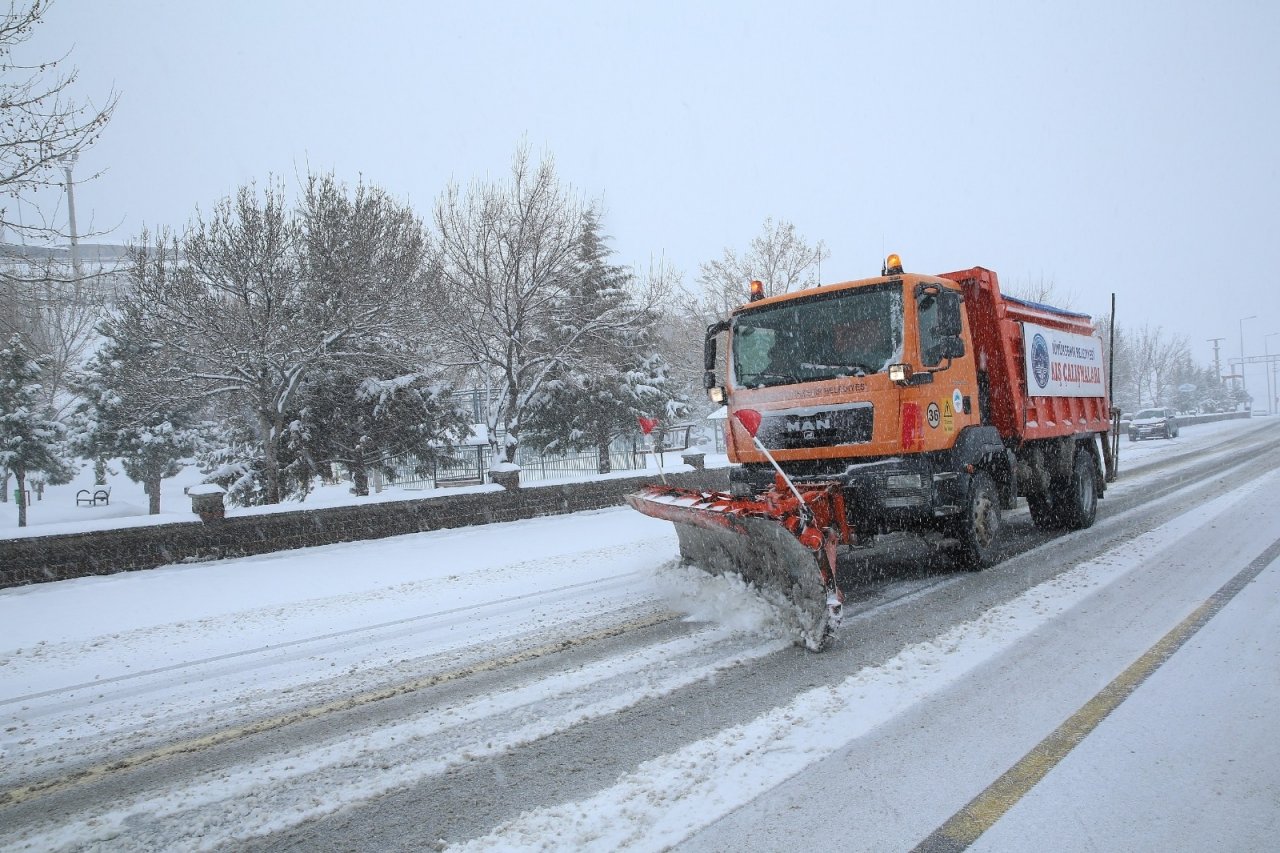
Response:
[[625, 482, 849, 651]]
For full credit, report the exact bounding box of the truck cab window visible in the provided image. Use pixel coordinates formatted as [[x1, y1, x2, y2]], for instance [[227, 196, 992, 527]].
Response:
[[732, 286, 903, 388], [917, 294, 944, 367], [917, 288, 964, 367]]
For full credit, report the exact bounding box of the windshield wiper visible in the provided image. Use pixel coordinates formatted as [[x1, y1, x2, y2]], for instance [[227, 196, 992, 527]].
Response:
[[801, 361, 877, 376], [746, 370, 803, 385]]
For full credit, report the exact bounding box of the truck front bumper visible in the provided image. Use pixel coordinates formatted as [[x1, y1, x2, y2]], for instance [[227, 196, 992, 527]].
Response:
[[729, 456, 969, 534]]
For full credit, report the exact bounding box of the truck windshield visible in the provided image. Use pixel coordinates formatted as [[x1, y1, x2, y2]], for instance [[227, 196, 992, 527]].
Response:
[[732, 285, 904, 388]]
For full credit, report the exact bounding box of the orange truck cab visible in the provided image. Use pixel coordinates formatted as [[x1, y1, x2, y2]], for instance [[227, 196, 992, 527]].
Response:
[[704, 256, 1116, 545]]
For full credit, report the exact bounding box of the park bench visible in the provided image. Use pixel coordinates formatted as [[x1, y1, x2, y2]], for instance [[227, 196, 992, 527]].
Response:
[[76, 487, 111, 507]]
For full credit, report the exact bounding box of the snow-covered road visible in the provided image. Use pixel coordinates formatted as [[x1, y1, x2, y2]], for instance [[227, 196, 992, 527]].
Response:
[[1, 417, 1277, 851]]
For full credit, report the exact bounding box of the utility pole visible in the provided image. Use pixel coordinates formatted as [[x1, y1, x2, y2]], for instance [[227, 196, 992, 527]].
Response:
[[1207, 337, 1225, 383], [1266, 332, 1280, 416], [61, 154, 83, 282], [1239, 316, 1256, 399]]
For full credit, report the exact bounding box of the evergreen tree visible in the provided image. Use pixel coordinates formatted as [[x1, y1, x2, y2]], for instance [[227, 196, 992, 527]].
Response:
[[0, 334, 75, 526], [522, 213, 688, 472], [71, 304, 205, 514], [293, 363, 468, 496], [522, 349, 688, 473]]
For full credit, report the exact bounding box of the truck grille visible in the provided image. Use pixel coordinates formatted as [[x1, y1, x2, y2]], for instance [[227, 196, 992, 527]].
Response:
[[757, 404, 874, 450]]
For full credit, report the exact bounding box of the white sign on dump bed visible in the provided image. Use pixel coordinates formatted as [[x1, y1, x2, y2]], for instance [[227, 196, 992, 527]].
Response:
[[1021, 321, 1106, 398]]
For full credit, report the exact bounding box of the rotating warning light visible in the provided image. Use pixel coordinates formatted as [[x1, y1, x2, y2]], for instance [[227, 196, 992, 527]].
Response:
[[884, 253, 904, 275], [749, 279, 765, 301]]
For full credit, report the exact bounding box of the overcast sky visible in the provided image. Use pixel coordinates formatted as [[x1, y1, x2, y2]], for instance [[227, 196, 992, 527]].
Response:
[[23, 0, 1280, 392]]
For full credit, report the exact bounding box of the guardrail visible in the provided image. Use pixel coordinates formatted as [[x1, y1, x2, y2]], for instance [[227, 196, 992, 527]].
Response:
[[1115, 411, 1251, 430]]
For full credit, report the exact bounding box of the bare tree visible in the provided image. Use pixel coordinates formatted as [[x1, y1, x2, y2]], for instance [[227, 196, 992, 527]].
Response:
[[0, 2, 118, 429], [1092, 313, 1131, 412], [1129, 323, 1190, 408], [645, 257, 718, 418], [433, 145, 649, 466], [696, 218, 828, 317], [0, 254, 105, 417], [0, 0, 117, 244], [1005, 274, 1077, 309], [127, 174, 435, 504]]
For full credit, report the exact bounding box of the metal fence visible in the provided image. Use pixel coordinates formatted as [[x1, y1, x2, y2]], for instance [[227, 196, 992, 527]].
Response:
[[385, 424, 700, 490]]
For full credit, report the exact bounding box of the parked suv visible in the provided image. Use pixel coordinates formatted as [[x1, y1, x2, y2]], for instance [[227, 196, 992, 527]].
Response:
[[1129, 407, 1179, 441]]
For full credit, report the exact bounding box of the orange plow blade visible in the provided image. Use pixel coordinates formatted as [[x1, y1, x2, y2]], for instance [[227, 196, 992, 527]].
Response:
[[626, 483, 849, 650]]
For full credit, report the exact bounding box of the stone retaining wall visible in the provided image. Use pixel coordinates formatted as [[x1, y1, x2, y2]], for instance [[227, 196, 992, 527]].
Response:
[[0, 469, 729, 589]]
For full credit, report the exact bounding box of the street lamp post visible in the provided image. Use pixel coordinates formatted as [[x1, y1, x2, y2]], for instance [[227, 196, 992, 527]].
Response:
[[1266, 332, 1280, 416], [1239, 315, 1256, 401]]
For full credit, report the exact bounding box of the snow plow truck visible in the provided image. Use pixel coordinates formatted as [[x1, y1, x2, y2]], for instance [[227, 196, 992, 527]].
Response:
[[627, 255, 1118, 650]]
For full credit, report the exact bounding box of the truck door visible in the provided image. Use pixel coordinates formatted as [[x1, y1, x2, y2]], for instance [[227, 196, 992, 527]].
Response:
[[914, 284, 980, 445]]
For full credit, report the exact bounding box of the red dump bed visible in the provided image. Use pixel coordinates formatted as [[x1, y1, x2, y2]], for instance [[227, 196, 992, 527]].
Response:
[[940, 267, 1111, 445]]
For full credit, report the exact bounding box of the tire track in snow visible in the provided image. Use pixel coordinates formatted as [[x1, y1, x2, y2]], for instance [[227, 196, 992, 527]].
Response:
[[3, 625, 790, 850]]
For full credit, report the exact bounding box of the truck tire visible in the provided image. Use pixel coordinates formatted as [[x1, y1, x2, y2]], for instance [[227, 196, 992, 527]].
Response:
[[1061, 451, 1098, 530], [954, 471, 1001, 570], [1027, 492, 1058, 529]]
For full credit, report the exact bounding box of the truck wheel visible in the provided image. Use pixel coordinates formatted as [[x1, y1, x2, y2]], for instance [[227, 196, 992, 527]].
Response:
[[1027, 492, 1059, 529], [954, 471, 1001, 570], [1062, 451, 1098, 530]]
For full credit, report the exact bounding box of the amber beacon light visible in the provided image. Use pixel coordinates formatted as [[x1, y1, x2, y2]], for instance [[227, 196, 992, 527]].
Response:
[[748, 279, 765, 301]]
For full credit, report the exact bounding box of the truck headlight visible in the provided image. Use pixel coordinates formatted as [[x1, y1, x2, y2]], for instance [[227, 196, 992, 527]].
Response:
[[887, 473, 924, 489]]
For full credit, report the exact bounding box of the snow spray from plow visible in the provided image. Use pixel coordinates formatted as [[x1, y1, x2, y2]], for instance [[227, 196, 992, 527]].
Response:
[[626, 409, 848, 650]]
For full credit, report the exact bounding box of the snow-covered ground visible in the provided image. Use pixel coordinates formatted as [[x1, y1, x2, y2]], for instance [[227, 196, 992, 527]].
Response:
[[0, 451, 717, 538], [1, 415, 1276, 851]]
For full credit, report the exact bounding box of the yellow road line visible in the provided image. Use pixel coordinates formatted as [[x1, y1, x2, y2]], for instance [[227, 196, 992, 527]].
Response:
[[912, 536, 1280, 853], [0, 610, 676, 809]]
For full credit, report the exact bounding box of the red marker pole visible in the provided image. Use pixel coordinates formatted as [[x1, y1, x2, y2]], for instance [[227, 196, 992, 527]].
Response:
[[733, 409, 807, 510], [638, 416, 665, 483]]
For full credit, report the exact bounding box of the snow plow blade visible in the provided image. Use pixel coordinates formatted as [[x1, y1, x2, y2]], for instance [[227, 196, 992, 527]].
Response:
[[626, 483, 849, 650]]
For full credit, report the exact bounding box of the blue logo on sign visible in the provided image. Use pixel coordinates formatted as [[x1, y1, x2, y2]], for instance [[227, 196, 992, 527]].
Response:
[[1031, 334, 1050, 389]]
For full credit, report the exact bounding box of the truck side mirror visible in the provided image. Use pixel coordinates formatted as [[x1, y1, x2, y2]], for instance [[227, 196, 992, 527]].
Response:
[[704, 320, 729, 371], [705, 319, 730, 396]]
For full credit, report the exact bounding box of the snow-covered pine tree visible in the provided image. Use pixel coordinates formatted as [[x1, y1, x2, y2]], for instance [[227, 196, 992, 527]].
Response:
[[0, 334, 75, 526], [71, 301, 205, 514], [293, 363, 468, 495], [522, 212, 688, 472]]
